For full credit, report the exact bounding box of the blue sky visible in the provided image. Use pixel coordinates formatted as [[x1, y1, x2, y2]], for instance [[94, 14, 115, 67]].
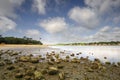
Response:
[[0, 0, 120, 44]]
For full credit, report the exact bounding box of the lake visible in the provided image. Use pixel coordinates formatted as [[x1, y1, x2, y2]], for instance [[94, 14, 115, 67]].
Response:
[[50, 46, 120, 63]]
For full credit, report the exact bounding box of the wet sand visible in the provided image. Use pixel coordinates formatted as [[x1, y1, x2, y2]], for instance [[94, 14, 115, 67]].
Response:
[[0, 45, 120, 80]]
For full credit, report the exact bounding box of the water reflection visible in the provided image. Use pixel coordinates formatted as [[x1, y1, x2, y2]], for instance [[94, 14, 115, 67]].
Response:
[[50, 46, 120, 63]]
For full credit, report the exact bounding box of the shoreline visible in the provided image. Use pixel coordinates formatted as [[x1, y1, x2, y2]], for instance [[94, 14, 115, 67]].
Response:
[[0, 49, 120, 80]]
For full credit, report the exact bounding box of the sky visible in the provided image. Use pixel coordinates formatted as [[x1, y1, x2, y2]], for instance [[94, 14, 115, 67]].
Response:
[[0, 0, 120, 44]]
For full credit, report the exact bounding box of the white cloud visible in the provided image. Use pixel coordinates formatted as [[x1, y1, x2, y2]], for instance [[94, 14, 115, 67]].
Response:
[[0, 0, 24, 18], [86, 26, 120, 42], [0, 0, 25, 34], [68, 7, 99, 28], [85, 0, 120, 15], [39, 17, 68, 33], [32, 0, 47, 15], [0, 16, 16, 33], [25, 29, 41, 40]]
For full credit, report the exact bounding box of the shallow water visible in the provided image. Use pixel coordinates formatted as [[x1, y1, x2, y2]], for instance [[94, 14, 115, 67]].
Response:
[[50, 46, 120, 63], [1, 46, 120, 63]]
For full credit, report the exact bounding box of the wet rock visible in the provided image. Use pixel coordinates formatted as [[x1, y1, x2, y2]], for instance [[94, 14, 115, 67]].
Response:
[[5, 60, 13, 64], [105, 62, 111, 65], [15, 73, 23, 78], [26, 70, 34, 76], [41, 69, 47, 74], [59, 72, 65, 80], [7, 65, 15, 70], [48, 67, 59, 75], [117, 62, 120, 66], [30, 58, 39, 63], [34, 71, 45, 80], [55, 54, 59, 59], [0, 61, 5, 66], [24, 75, 31, 80], [70, 53, 74, 57], [104, 57, 107, 59], [57, 65, 64, 69], [91, 62, 99, 69], [19, 56, 30, 62], [94, 58, 101, 63], [66, 55, 70, 59], [48, 61, 54, 65], [10, 52, 18, 56], [41, 57, 45, 60], [56, 60, 61, 64], [86, 67, 94, 72]]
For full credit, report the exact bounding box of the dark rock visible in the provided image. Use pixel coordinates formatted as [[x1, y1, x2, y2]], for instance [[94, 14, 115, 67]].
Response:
[[0, 61, 5, 66], [57, 65, 64, 69], [48, 67, 59, 75], [15, 73, 23, 78], [7, 65, 15, 70]]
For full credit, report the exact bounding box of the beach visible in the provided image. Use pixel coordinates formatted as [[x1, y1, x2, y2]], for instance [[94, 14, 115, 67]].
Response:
[[0, 45, 120, 80]]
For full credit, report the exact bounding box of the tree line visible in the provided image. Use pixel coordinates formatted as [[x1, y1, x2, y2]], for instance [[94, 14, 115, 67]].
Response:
[[0, 35, 42, 45], [57, 41, 120, 46]]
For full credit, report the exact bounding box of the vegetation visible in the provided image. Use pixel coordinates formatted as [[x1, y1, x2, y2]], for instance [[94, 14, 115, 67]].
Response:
[[57, 41, 120, 46], [0, 35, 42, 45]]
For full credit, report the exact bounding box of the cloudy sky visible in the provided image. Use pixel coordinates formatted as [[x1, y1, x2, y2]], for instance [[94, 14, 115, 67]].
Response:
[[0, 0, 120, 44]]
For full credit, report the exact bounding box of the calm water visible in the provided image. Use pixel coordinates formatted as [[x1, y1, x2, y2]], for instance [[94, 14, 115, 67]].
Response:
[[50, 46, 120, 63], [1, 46, 120, 63]]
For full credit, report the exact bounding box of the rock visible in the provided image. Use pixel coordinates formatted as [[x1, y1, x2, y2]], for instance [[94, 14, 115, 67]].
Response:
[[50, 57, 55, 62], [117, 62, 120, 66], [7, 65, 15, 70], [94, 58, 101, 63], [66, 55, 70, 59], [86, 67, 94, 72], [59, 72, 65, 80], [34, 71, 45, 80], [19, 56, 30, 62], [48, 67, 59, 75], [48, 61, 54, 65], [104, 57, 107, 59], [57, 65, 64, 69], [26, 70, 34, 76], [15, 73, 23, 78], [105, 62, 111, 65], [55, 54, 60, 59], [41, 69, 47, 74], [56, 60, 61, 64], [30, 58, 39, 63], [24, 75, 31, 80], [0, 61, 5, 66], [70, 53, 74, 57], [40, 57, 45, 60], [4, 59, 12, 64], [10, 52, 18, 56], [91, 62, 99, 69]]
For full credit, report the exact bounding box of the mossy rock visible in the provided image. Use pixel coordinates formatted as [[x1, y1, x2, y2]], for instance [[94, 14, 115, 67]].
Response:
[[15, 73, 23, 78], [0, 61, 5, 66], [105, 62, 111, 65], [19, 56, 30, 62], [30, 58, 39, 63], [34, 71, 45, 80], [57, 65, 64, 69], [59, 72, 65, 80], [7, 65, 15, 70], [48, 67, 59, 75]]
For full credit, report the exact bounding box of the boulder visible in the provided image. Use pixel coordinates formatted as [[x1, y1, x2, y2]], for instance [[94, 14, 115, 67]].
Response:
[[59, 72, 65, 80], [34, 71, 45, 80], [48, 67, 59, 75]]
